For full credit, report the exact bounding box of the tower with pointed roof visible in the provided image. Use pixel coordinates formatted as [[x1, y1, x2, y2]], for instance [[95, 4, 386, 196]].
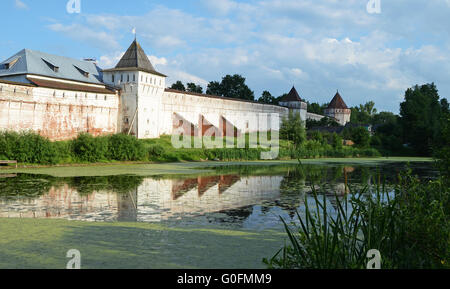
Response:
[[279, 86, 307, 122], [324, 91, 351, 126], [103, 40, 167, 138]]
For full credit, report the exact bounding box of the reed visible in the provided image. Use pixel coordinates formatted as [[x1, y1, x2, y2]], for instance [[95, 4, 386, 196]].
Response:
[[264, 170, 449, 269]]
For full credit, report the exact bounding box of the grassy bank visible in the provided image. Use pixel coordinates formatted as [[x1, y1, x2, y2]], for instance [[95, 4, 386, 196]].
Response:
[[3, 157, 433, 177], [0, 131, 382, 167], [0, 219, 284, 269]]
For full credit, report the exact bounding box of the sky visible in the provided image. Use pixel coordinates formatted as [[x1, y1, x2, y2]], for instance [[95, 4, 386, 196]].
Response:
[[2, 0, 450, 113]]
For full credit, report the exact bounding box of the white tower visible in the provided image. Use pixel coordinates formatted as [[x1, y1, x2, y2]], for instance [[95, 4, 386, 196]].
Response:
[[279, 86, 307, 122], [103, 40, 166, 138]]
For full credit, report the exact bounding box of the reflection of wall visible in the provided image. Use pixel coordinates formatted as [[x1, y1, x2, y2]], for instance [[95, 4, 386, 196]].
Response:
[[0, 175, 284, 222], [0, 184, 119, 221], [117, 190, 138, 222], [136, 176, 283, 222]]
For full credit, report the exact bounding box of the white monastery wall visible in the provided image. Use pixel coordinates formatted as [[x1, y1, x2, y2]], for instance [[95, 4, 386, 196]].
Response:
[[0, 81, 119, 140]]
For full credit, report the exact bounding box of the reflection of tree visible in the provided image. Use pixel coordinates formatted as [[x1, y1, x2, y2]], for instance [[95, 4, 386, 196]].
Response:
[[67, 175, 144, 196], [206, 205, 254, 225], [0, 174, 63, 201]]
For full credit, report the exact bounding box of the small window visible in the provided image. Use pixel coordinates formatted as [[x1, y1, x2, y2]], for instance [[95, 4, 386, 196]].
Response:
[[2, 57, 20, 70], [127, 74, 130, 82], [112, 75, 115, 83], [133, 74, 136, 82], [74, 65, 89, 77], [121, 74, 123, 82], [42, 58, 59, 72]]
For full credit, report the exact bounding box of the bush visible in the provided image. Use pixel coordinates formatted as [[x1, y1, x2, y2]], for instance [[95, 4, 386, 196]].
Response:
[[148, 144, 166, 159], [0, 131, 59, 164], [108, 134, 146, 161], [71, 133, 108, 163]]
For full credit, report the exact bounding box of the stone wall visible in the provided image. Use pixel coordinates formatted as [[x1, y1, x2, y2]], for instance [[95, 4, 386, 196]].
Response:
[[155, 90, 291, 137], [0, 81, 120, 141]]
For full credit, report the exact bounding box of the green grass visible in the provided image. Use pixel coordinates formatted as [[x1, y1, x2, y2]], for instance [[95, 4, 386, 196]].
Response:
[[1, 157, 433, 177], [0, 218, 285, 269]]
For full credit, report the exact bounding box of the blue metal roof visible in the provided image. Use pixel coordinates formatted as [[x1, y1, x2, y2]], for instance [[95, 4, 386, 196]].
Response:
[[0, 49, 103, 85]]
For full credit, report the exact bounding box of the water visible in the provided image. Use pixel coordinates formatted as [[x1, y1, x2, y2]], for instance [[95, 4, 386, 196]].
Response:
[[0, 162, 438, 230]]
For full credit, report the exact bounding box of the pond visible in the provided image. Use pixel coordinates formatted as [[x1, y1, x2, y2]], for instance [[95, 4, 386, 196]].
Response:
[[0, 161, 438, 231]]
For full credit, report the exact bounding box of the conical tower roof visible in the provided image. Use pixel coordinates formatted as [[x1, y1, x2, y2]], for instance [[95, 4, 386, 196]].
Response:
[[280, 86, 303, 102], [104, 40, 166, 77], [116, 40, 155, 71], [327, 91, 348, 109]]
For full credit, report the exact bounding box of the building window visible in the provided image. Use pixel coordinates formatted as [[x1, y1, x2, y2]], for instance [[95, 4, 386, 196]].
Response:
[[112, 75, 115, 83], [133, 75, 136, 82], [127, 75, 130, 82], [121, 74, 123, 82]]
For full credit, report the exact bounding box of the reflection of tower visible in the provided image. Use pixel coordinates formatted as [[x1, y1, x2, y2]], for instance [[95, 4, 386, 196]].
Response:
[[117, 190, 138, 222]]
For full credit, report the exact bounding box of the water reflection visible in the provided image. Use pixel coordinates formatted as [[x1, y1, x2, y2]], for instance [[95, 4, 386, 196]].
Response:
[[0, 162, 438, 229]]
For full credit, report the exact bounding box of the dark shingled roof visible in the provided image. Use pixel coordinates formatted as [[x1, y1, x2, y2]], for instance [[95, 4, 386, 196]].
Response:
[[280, 86, 303, 102], [327, 91, 349, 109], [116, 40, 155, 71], [105, 40, 166, 77]]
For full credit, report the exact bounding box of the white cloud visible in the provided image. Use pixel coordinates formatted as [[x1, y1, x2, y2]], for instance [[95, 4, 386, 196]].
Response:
[[45, 0, 450, 112], [14, 0, 28, 9], [48, 23, 120, 51]]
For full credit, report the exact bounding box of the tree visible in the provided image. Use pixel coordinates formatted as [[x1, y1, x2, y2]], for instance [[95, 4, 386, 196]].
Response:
[[307, 102, 328, 115], [350, 127, 371, 148], [206, 81, 222, 96], [280, 112, 306, 148], [170, 81, 186, 91], [258, 91, 276, 105], [400, 83, 443, 156], [206, 74, 255, 101], [350, 101, 377, 124], [186, 83, 203, 94]]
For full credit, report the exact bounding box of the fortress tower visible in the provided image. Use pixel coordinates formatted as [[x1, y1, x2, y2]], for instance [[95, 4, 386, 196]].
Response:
[[324, 91, 351, 126], [102, 40, 167, 138], [279, 86, 307, 122]]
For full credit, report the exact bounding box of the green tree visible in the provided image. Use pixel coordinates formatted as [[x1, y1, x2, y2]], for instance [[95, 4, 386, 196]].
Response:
[[206, 75, 255, 101], [351, 101, 377, 124], [400, 83, 443, 156], [170, 81, 186, 91], [343, 127, 371, 148], [280, 112, 306, 148], [186, 83, 203, 94], [258, 91, 276, 104], [307, 102, 328, 115], [206, 81, 222, 96]]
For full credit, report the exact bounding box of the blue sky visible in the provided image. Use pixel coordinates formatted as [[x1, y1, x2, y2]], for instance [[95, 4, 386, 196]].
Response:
[[2, 0, 450, 112]]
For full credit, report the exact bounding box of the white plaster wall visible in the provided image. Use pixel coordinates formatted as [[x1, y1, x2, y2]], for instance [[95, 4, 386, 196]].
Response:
[[0, 82, 119, 140], [156, 91, 292, 137]]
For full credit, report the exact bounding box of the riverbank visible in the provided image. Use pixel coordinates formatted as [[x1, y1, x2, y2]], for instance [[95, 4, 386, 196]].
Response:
[[1, 157, 433, 177]]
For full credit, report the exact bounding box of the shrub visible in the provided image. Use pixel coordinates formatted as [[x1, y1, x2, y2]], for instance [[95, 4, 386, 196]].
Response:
[[108, 134, 146, 161], [0, 131, 58, 164], [148, 144, 166, 159], [71, 133, 108, 163]]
